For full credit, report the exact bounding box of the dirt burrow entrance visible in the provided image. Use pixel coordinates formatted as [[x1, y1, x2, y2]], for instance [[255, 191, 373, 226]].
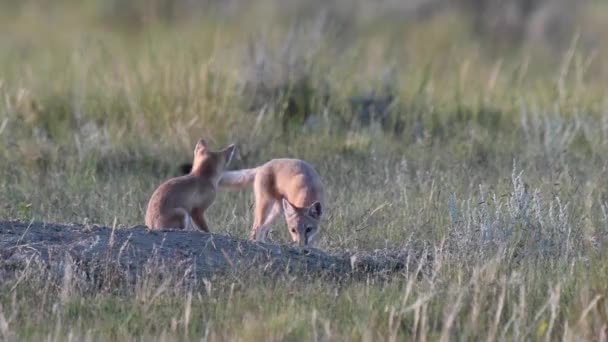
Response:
[[0, 220, 420, 282]]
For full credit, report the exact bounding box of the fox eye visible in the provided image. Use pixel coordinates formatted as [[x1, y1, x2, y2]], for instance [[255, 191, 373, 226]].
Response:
[[306, 227, 312, 233], [291, 228, 297, 234]]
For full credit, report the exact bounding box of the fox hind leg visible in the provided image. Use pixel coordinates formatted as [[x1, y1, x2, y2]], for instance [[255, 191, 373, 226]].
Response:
[[157, 208, 192, 230]]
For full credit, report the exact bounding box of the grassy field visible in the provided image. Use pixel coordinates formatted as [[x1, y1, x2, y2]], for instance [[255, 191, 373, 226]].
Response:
[[2, 0, 608, 340]]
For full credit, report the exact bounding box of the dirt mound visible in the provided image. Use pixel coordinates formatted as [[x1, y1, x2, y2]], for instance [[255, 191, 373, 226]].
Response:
[[0, 220, 417, 281]]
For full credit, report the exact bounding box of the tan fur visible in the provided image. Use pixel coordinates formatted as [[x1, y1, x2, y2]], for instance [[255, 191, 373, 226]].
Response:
[[219, 158, 324, 246], [145, 139, 235, 231]]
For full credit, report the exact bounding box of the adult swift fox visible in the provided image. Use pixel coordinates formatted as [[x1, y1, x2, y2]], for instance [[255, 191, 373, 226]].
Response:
[[145, 139, 235, 231], [219, 158, 324, 246]]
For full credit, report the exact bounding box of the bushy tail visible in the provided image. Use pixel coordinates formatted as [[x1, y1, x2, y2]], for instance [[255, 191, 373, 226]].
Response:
[[219, 168, 258, 190]]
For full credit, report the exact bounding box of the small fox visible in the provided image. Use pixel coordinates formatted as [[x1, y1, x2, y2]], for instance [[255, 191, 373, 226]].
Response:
[[145, 139, 235, 231], [219, 158, 324, 246]]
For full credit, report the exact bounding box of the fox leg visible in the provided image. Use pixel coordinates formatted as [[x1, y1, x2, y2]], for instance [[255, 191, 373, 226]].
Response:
[[191, 207, 209, 232], [250, 198, 280, 242], [157, 208, 192, 229], [254, 201, 281, 242], [250, 197, 271, 241]]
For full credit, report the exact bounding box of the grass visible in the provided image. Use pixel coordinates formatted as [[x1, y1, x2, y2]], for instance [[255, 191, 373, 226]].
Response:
[[1, 0, 608, 340]]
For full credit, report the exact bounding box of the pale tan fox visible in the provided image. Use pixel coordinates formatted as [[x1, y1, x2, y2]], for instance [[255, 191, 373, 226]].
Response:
[[219, 158, 324, 246], [145, 139, 235, 231]]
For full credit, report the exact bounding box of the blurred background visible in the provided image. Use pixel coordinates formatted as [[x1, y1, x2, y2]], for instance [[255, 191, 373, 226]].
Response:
[[1, 0, 605, 140], [1, 0, 605, 144]]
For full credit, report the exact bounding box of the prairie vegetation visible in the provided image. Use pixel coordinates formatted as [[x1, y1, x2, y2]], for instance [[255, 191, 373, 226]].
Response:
[[1, 0, 608, 340]]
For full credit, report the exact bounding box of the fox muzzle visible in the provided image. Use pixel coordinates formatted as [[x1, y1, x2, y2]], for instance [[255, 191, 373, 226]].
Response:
[[297, 236, 307, 246]]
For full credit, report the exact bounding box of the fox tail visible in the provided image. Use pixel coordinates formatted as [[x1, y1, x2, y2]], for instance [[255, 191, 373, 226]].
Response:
[[219, 168, 258, 190]]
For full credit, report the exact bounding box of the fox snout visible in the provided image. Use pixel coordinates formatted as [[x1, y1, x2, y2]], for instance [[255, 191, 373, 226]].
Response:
[[290, 226, 318, 246], [292, 235, 308, 246], [295, 235, 307, 246]]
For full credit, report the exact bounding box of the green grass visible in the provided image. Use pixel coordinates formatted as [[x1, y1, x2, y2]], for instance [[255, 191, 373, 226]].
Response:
[[2, 1, 608, 340]]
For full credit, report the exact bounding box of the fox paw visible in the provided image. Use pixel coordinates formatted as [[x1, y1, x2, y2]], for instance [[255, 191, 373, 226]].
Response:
[[184, 223, 199, 231], [249, 235, 265, 243]]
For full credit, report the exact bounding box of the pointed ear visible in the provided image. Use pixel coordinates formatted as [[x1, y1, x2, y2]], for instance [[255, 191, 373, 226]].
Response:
[[282, 198, 297, 217], [308, 201, 322, 219], [195, 139, 208, 152], [223, 144, 236, 165]]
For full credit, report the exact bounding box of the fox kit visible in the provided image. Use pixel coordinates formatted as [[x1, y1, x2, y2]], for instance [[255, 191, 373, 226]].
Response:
[[145, 139, 235, 231], [219, 158, 324, 246]]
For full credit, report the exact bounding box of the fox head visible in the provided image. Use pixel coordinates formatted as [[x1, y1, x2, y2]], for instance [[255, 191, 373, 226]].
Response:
[[282, 199, 322, 246], [191, 139, 236, 182]]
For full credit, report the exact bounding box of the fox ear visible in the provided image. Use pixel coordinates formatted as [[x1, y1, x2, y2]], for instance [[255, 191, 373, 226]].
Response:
[[308, 201, 322, 219], [282, 199, 297, 217], [223, 144, 236, 165], [195, 139, 208, 152]]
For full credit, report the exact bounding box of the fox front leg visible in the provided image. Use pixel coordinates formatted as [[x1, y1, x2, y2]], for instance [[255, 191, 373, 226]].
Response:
[[191, 207, 210, 232], [250, 200, 280, 242]]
